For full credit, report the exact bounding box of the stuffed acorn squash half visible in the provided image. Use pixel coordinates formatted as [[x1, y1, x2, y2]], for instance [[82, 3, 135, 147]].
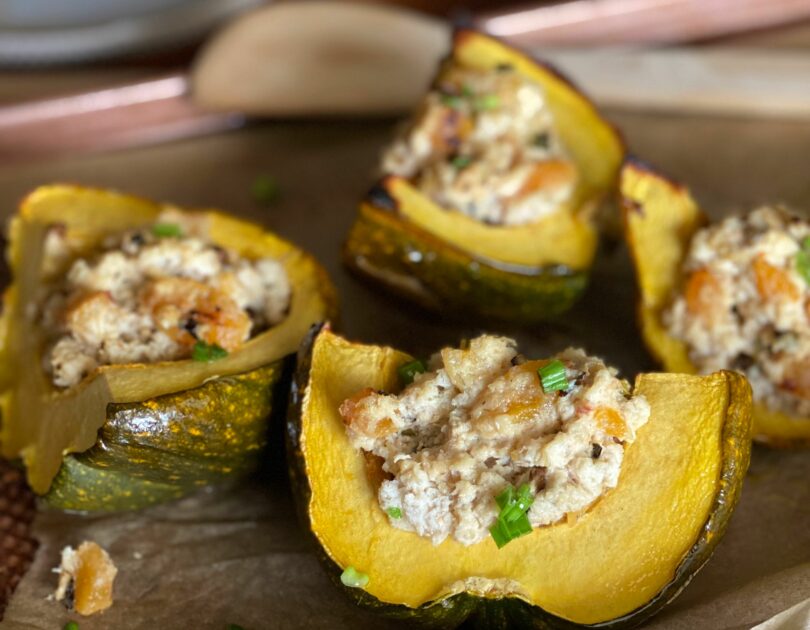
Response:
[[288, 325, 752, 628], [0, 185, 336, 511], [344, 30, 624, 321], [622, 162, 810, 447]]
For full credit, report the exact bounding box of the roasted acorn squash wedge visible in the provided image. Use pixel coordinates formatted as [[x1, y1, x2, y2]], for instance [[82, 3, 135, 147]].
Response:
[[343, 30, 624, 321], [621, 161, 810, 447], [287, 325, 752, 628], [0, 185, 336, 510]]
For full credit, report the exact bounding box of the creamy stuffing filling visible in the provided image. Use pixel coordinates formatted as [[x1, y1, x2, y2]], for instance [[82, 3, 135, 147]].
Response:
[[340, 335, 649, 546], [665, 205, 810, 417], [382, 65, 577, 226], [37, 210, 291, 388]]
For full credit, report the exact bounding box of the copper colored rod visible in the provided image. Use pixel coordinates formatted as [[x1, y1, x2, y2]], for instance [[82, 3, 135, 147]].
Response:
[[3, 0, 810, 165], [0, 76, 242, 165], [475, 0, 810, 46]]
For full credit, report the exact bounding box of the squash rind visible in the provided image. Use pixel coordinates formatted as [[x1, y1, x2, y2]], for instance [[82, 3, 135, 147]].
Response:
[[0, 184, 337, 508], [46, 362, 286, 511], [345, 201, 587, 321], [343, 30, 624, 321], [287, 325, 752, 628], [621, 160, 810, 446]]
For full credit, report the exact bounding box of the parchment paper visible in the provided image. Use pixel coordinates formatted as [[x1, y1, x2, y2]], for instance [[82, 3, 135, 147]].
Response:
[[0, 111, 807, 629]]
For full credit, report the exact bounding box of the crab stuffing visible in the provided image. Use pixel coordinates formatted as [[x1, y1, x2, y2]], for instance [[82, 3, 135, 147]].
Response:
[[382, 65, 577, 226], [340, 335, 649, 546], [37, 209, 291, 388], [665, 205, 810, 417]]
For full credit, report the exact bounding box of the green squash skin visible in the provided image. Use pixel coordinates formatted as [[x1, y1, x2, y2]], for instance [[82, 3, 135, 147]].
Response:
[[46, 361, 286, 511], [343, 202, 588, 322], [286, 325, 753, 630]]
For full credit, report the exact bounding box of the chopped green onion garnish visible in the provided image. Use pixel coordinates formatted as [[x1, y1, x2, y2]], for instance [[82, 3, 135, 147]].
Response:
[[473, 94, 500, 111], [440, 94, 464, 109], [340, 566, 370, 588], [451, 155, 472, 169], [386, 507, 402, 519], [192, 341, 229, 362], [227, 625, 246, 630], [461, 83, 475, 97], [797, 237, 810, 285], [489, 519, 510, 548], [398, 359, 427, 385], [251, 175, 280, 205], [517, 483, 533, 503], [495, 485, 514, 510], [490, 483, 535, 548], [151, 222, 182, 238], [499, 502, 524, 523], [64, 623, 80, 630], [489, 512, 532, 549], [538, 360, 569, 393], [797, 251, 810, 284]]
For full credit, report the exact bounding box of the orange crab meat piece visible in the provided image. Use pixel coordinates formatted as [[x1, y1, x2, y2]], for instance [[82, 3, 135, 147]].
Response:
[[753, 256, 799, 302]]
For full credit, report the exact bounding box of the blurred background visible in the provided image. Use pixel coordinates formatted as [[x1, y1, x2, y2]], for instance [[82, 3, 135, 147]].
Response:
[[1, 0, 810, 164]]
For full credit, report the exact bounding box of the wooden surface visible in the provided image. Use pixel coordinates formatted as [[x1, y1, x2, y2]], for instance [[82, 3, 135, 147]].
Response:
[[0, 24, 809, 630]]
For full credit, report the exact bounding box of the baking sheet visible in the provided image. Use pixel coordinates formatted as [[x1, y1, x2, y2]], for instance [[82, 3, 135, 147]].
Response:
[[0, 112, 808, 628]]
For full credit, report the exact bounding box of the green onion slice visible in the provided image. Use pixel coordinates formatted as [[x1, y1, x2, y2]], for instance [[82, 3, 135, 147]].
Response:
[[494, 485, 514, 510], [797, 237, 810, 285], [251, 175, 280, 205], [398, 359, 427, 385], [489, 519, 511, 548], [192, 341, 229, 362], [451, 155, 472, 169], [538, 360, 569, 393], [440, 94, 465, 109], [63, 623, 80, 630], [489, 512, 533, 549], [151, 222, 183, 238], [386, 507, 402, 519], [490, 483, 535, 548], [797, 251, 810, 285], [340, 566, 370, 589], [473, 94, 500, 111]]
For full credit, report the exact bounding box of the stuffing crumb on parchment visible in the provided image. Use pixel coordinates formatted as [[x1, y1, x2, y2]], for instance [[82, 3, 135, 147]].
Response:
[[53, 541, 117, 616]]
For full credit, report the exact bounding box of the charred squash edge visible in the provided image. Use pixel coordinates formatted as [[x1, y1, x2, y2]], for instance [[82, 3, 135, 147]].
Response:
[[344, 192, 588, 321]]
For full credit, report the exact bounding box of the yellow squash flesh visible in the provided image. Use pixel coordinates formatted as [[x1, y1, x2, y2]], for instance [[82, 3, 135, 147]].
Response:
[[0, 185, 336, 494], [622, 162, 810, 446], [296, 328, 752, 625]]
